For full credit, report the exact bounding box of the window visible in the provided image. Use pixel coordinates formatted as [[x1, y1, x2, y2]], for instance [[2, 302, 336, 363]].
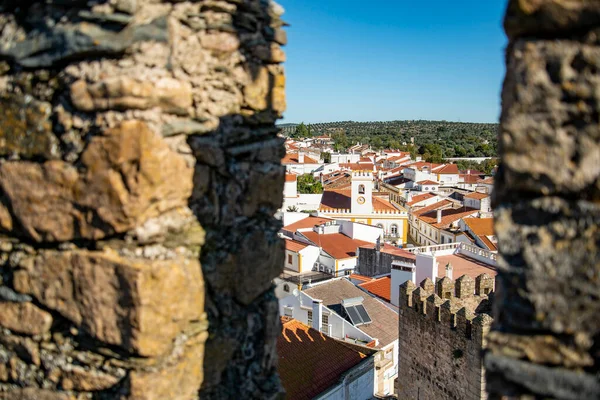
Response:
[[307, 310, 313, 325], [358, 184, 365, 194], [283, 306, 293, 317], [322, 314, 329, 325], [287, 254, 292, 264], [391, 224, 398, 236], [283, 284, 290, 292]]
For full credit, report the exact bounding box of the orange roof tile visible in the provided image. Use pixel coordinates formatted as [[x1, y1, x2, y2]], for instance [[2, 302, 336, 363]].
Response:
[[418, 206, 479, 228], [282, 152, 319, 165], [479, 236, 498, 251], [301, 231, 372, 259], [460, 175, 481, 184], [417, 180, 439, 185], [285, 174, 298, 182], [339, 163, 375, 171], [283, 216, 333, 232], [436, 254, 498, 280], [359, 276, 391, 302], [349, 274, 374, 283], [464, 218, 494, 236], [285, 239, 310, 252], [409, 196, 447, 210], [277, 318, 368, 400], [437, 164, 459, 174], [464, 192, 490, 200], [478, 177, 494, 185]]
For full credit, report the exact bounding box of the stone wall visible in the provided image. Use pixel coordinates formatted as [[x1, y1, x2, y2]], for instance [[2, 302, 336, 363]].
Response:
[[486, 1, 600, 399], [356, 247, 400, 277], [0, 1, 286, 399], [397, 275, 493, 400]]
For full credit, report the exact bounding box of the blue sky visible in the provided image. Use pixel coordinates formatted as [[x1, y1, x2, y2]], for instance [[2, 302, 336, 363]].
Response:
[[281, 0, 508, 124]]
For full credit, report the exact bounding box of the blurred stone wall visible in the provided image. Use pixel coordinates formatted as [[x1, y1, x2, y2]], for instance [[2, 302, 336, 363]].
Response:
[[487, 1, 600, 399], [0, 0, 285, 399]]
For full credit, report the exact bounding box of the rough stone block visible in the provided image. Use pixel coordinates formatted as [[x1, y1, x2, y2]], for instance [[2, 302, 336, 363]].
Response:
[[13, 250, 205, 357], [0, 301, 53, 336], [0, 121, 193, 242], [504, 0, 600, 40], [497, 38, 600, 201], [70, 77, 193, 115], [0, 94, 60, 160]]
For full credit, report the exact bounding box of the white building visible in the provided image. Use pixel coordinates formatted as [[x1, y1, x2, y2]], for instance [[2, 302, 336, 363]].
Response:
[[279, 278, 399, 396], [319, 171, 409, 243], [282, 151, 322, 174], [463, 191, 492, 213], [390, 242, 498, 307]]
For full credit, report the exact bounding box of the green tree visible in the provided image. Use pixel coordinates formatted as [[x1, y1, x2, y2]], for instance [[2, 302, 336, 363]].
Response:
[[286, 205, 299, 212], [322, 152, 332, 163], [297, 174, 323, 194], [293, 122, 309, 138]]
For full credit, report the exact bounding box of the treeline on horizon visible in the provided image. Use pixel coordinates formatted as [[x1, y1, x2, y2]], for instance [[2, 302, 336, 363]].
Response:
[[280, 120, 498, 160]]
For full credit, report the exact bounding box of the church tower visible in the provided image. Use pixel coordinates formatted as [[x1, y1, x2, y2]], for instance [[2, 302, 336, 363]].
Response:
[[351, 171, 373, 214]]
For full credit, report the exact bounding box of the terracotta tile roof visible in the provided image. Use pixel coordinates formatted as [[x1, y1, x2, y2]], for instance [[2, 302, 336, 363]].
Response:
[[301, 231, 372, 259], [405, 162, 444, 171], [339, 163, 375, 171], [304, 279, 399, 347], [412, 199, 453, 216], [417, 180, 439, 185], [282, 152, 319, 165], [464, 192, 490, 200], [285, 174, 297, 182], [460, 169, 485, 176], [437, 164, 459, 174], [460, 174, 481, 184], [277, 318, 368, 400], [319, 190, 397, 212], [406, 193, 438, 207], [464, 218, 494, 236], [464, 218, 497, 251], [436, 254, 498, 280], [349, 274, 374, 283], [359, 157, 372, 163], [359, 276, 391, 302], [283, 216, 333, 232], [479, 236, 498, 251], [478, 177, 494, 185], [285, 239, 309, 252], [418, 206, 479, 229]]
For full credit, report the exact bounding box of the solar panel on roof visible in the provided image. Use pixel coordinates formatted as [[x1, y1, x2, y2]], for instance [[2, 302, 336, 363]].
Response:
[[346, 306, 361, 325], [355, 304, 371, 324]]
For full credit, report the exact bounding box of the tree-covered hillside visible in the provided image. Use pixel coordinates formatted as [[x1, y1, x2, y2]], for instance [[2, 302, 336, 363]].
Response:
[[279, 120, 498, 158]]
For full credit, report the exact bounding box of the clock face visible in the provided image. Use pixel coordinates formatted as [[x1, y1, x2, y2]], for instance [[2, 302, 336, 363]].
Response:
[[357, 196, 366, 205]]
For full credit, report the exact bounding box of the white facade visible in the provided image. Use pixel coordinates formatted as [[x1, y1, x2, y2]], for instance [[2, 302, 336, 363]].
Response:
[[331, 153, 361, 164], [351, 172, 374, 215], [279, 290, 374, 344], [436, 172, 459, 185], [284, 245, 320, 274], [464, 196, 491, 213], [283, 194, 323, 212], [315, 360, 375, 400]]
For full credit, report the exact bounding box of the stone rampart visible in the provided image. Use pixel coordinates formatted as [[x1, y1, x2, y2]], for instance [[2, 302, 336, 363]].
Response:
[[0, 0, 286, 398], [397, 274, 493, 400]]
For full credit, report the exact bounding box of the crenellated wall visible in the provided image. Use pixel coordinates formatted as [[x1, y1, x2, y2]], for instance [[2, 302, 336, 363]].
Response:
[[487, 1, 600, 399], [397, 275, 494, 400], [0, 1, 286, 399]]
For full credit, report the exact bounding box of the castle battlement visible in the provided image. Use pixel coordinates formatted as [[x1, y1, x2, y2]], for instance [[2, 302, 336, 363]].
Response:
[[399, 273, 494, 341]]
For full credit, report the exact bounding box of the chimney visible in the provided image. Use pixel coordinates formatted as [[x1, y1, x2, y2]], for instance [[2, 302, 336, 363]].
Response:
[[437, 209, 442, 224], [445, 262, 453, 280], [312, 299, 323, 331], [298, 151, 305, 163], [467, 169, 471, 174]]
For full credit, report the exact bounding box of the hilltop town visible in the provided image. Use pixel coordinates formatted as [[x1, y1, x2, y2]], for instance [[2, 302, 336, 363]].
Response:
[[275, 133, 498, 398]]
